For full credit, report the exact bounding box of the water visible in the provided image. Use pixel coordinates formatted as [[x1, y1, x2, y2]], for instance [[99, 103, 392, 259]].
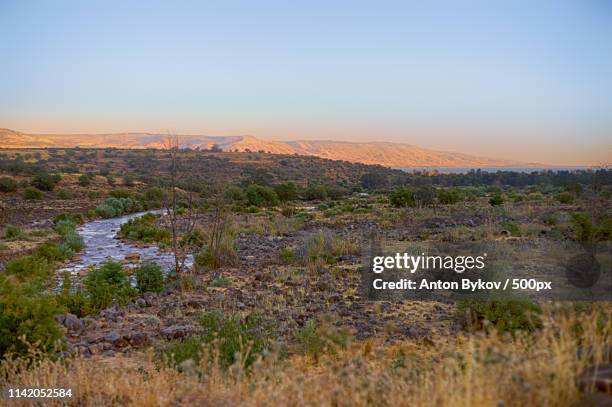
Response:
[[57, 209, 192, 277], [397, 166, 595, 174]]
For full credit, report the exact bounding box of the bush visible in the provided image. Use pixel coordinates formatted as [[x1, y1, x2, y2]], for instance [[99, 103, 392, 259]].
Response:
[[389, 187, 415, 207], [84, 261, 137, 313], [274, 183, 298, 202], [36, 242, 68, 262], [279, 247, 296, 264], [119, 213, 169, 244], [0, 176, 18, 192], [54, 212, 84, 225], [457, 300, 542, 334], [5, 255, 54, 281], [295, 318, 352, 360], [225, 185, 246, 203], [555, 191, 574, 204], [199, 312, 269, 370], [0, 278, 63, 358], [489, 193, 504, 206], [245, 185, 279, 207], [135, 261, 165, 294], [95, 197, 143, 218], [56, 189, 73, 200], [23, 187, 43, 200], [302, 185, 328, 201], [414, 185, 435, 206], [78, 174, 91, 187], [3, 225, 22, 239], [109, 188, 132, 199], [31, 172, 61, 191], [437, 188, 462, 205]]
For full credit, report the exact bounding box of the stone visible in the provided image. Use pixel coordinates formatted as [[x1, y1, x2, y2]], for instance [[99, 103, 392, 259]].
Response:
[[56, 313, 84, 332], [569, 392, 612, 407], [160, 325, 196, 340], [104, 330, 128, 348], [136, 298, 147, 308], [129, 332, 149, 346], [577, 364, 612, 393], [124, 252, 141, 263]]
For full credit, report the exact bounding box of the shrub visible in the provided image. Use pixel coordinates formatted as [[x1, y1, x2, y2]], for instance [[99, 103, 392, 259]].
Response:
[[123, 174, 135, 186], [109, 188, 132, 199], [3, 225, 22, 239], [56, 189, 73, 200], [36, 242, 68, 262], [31, 172, 61, 191], [500, 221, 521, 237], [571, 212, 593, 242], [119, 214, 169, 244], [225, 185, 246, 203], [274, 183, 298, 202], [279, 247, 296, 264], [23, 187, 43, 200], [389, 187, 415, 207], [62, 232, 84, 253], [78, 174, 91, 187], [5, 255, 54, 281], [414, 185, 435, 206], [199, 312, 270, 370], [54, 212, 84, 225], [437, 188, 462, 205], [95, 197, 143, 218], [135, 261, 165, 294], [0, 278, 63, 358], [302, 185, 328, 201], [457, 300, 542, 334], [161, 338, 203, 370], [84, 261, 137, 313], [245, 185, 279, 207], [295, 318, 352, 360], [555, 191, 574, 204], [0, 176, 18, 192], [489, 193, 504, 206]]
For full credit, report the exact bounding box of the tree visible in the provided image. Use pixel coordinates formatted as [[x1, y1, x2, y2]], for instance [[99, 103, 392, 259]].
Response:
[[162, 135, 200, 274], [360, 172, 388, 189], [389, 187, 415, 207]]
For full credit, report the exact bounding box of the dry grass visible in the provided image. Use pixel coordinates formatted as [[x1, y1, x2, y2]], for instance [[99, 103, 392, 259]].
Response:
[[1, 304, 609, 406]]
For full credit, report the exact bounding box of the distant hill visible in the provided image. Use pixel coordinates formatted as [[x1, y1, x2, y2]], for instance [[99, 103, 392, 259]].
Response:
[[0, 128, 531, 167]]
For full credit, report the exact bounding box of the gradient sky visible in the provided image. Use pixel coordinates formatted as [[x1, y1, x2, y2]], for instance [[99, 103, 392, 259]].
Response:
[[1, 0, 611, 165]]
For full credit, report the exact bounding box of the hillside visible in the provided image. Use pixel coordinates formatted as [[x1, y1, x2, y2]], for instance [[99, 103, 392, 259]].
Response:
[[0, 128, 527, 167]]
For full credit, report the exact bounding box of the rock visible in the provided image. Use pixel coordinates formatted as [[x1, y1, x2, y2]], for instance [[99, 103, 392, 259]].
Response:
[[56, 313, 84, 332], [104, 331, 128, 348], [129, 332, 149, 346], [569, 392, 612, 407], [124, 252, 141, 263], [135, 298, 147, 308], [160, 325, 196, 340], [143, 292, 157, 306], [237, 302, 245, 310], [577, 364, 612, 393]]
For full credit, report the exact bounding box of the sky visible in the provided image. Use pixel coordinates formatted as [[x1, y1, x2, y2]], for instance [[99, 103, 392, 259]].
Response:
[[1, 0, 611, 165]]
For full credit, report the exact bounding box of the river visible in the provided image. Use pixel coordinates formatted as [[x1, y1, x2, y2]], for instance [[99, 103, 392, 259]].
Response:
[[57, 209, 193, 276]]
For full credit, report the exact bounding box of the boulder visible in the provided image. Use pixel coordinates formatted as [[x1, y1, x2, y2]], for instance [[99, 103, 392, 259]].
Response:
[[160, 324, 196, 340], [104, 330, 129, 348], [577, 364, 612, 393], [56, 313, 84, 332]]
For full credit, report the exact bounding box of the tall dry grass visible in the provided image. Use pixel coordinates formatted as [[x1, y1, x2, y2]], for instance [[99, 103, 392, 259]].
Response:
[[1, 304, 609, 406]]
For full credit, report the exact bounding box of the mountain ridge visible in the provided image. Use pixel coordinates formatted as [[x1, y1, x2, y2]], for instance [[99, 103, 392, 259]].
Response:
[[0, 128, 537, 167]]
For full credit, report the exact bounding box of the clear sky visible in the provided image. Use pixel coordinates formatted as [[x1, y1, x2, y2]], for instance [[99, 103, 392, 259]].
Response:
[[1, 0, 611, 165]]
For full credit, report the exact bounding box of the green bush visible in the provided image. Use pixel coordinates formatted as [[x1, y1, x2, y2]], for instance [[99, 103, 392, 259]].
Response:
[[3, 225, 22, 239], [56, 273, 92, 317], [0, 278, 63, 358], [119, 213, 170, 244], [95, 197, 143, 218], [135, 261, 165, 294], [489, 193, 504, 206], [274, 183, 298, 202], [23, 187, 43, 200], [295, 319, 352, 360], [31, 172, 61, 191], [302, 185, 328, 201], [437, 188, 462, 205], [279, 247, 296, 264], [5, 255, 54, 281], [78, 174, 91, 187], [199, 312, 270, 370], [245, 185, 279, 207], [36, 242, 68, 262], [555, 191, 574, 204], [161, 338, 204, 371], [0, 176, 18, 193], [457, 299, 542, 334], [54, 212, 84, 226], [109, 188, 132, 199], [389, 187, 415, 207], [84, 261, 137, 313]]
